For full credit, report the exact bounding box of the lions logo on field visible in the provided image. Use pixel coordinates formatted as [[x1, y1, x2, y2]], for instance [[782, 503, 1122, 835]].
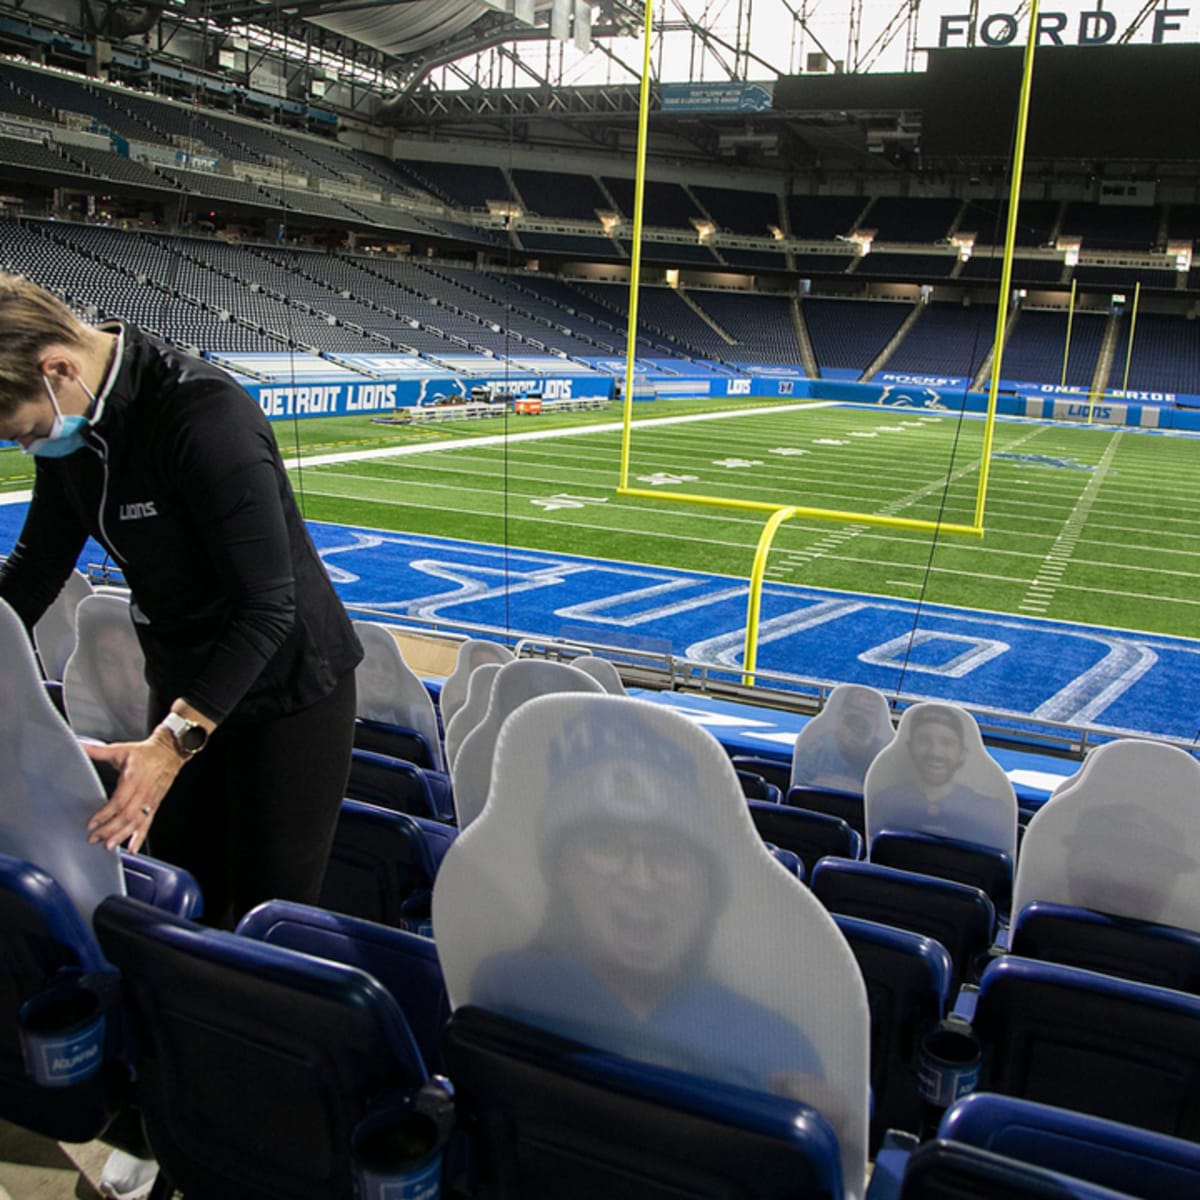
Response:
[[877, 385, 946, 410]]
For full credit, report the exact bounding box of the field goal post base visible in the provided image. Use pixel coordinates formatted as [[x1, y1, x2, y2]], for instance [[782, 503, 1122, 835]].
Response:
[[617, 486, 984, 687]]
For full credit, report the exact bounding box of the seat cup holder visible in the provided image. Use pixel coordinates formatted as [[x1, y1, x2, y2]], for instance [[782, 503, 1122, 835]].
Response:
[[353, 1077, 455, 1200], [19, 982, 106, 1087], [918, 1017, 981, 1110]]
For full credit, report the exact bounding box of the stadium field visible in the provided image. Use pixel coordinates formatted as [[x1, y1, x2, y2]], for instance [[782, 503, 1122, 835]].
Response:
[[3, 395, 1196, 641], [281, 398, 1200, 641]]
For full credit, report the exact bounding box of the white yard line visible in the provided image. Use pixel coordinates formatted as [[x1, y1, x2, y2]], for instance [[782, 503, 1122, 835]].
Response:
[[1018, 433, 1123, 614], [0, 401, 832, 507]]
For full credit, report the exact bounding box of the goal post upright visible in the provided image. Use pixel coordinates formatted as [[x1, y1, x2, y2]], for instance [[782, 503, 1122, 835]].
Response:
[[618, 0, 656, 493], [974, 0, 1041, 530]]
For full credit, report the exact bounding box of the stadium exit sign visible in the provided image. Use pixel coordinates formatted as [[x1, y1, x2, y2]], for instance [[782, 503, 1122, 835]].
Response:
[[919, 1, 1199, 48]]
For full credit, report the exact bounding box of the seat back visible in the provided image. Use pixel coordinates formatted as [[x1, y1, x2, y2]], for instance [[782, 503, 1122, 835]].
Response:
[[450, 660, 605, 829], [321, 799, 438, 926], [439, 639, 514, 727], [95, 895, 427, 1200], [409, 814, 458, 873], [897, 1139, 1134, 1199], [832, 914, 953, 1151], [748, 801, 863, 878], [434, 694, 870, 1197], [1011, 901, 1200, 995], [791, 684, 893, 794], [870, 829, 1013, 917], [62, 592, 150, 744], [738, 771, 783, 804], [0, 598, 124, 922], [443, 1005, 846, 1200], [939, 1093, 1200, 1200], [0, 853, 125, 1142], [810, 858, 994, 993], [864, 703, 1017, 860], [972, 956, 1200, 1140], [1012, 739, 1200, 933], [238, 899, 450, 1075], [353, 718, 438, 771], [352, 621, 444, 771], [347, 748, 443, 820], [731, 754, 792, 794], [788, 786, 866, 839], [118, 851, 203, 920], [443, 661, 501, 771], [32, 567, 93, 682]]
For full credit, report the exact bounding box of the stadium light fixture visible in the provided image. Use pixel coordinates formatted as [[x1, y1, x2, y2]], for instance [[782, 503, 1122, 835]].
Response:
[[952, 232, 975, 261], [845, 229, 874, 257], [1168, 240, 1192, 272], [1056, 236, 1081, 267], [487, 199, 524, 218]]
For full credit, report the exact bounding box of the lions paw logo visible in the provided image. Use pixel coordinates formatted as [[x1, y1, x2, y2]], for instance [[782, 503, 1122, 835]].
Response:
[[878, 386, 946, 410]]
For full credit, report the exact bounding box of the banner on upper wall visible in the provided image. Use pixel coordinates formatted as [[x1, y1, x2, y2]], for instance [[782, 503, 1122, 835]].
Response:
[[1000, 380, 1180, 406], [246, 373, 614, 419], [877, 371, 971, 390], [659, 81, 775, 112]]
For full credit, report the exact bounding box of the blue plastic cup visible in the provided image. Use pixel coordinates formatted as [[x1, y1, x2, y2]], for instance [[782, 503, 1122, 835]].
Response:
[[918, 1019, 981, 1109], [19, 984, 106, 1087], [352, 1109, 443, 1200]]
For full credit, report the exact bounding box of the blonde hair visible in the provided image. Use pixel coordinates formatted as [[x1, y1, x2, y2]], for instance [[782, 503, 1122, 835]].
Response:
[[0, 274, 92, 417]]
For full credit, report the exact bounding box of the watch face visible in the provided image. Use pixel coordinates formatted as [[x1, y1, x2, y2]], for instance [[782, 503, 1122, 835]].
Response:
[[178, 723, 207, 752]]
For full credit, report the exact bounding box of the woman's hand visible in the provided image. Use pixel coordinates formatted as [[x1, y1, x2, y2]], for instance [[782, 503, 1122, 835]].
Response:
[[83, 730, 185, 853]]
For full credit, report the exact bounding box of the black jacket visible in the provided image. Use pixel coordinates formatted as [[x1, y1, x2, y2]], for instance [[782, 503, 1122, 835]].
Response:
[[0, 323, 361, 724]]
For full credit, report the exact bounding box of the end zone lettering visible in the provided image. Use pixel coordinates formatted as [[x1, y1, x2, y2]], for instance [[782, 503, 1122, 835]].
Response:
[[937, 7, 1191, 47]]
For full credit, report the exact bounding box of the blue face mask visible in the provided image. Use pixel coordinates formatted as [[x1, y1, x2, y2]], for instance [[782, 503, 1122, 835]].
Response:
[[23, 375, 94, 458]]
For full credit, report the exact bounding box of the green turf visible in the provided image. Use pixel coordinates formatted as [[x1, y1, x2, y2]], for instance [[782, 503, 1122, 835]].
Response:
[[289, 400, 1200, 638], [4, 397, 1197, 638]]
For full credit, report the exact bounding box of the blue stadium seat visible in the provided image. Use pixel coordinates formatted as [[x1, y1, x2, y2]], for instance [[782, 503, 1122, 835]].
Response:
[[764, 845, 805, 881], [442, 1004, 847, 1200], [882, 1138, 1136, 1200], [42, 679, 67, 718], [869, 829, 1013, 918], [321, 799, 439, 927], [0, 853, 126, 1143], [832, 914, 953, 1151], [94, 894, 429, 1200], [938, 1093, 1200, 1200], [971, 957, 1200, 1139], [347, 747, 454, 823], [737, 770, 783, 804], [787, 785, 867, 839], [748, 801, 863, 879], [354, 717, 439, 772], [1010, 901, 1200, 995], [810, 857, 995, 993], [408, 813, 458, 873], [730, 754, 791, 794], [118, 850, 203, 921], [237, 899, 450, 1075]]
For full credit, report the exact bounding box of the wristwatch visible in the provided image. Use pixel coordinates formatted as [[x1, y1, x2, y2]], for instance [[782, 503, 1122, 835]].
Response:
[[161, 711, 209, 758]]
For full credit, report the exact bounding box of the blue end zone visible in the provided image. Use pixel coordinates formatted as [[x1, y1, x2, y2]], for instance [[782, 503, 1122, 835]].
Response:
[[3, 503, 1196, 753], [307, 522, 1200, 747]]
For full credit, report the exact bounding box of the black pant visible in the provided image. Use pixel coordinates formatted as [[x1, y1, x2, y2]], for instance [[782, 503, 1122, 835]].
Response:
[[148, 672, 356, 929]]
